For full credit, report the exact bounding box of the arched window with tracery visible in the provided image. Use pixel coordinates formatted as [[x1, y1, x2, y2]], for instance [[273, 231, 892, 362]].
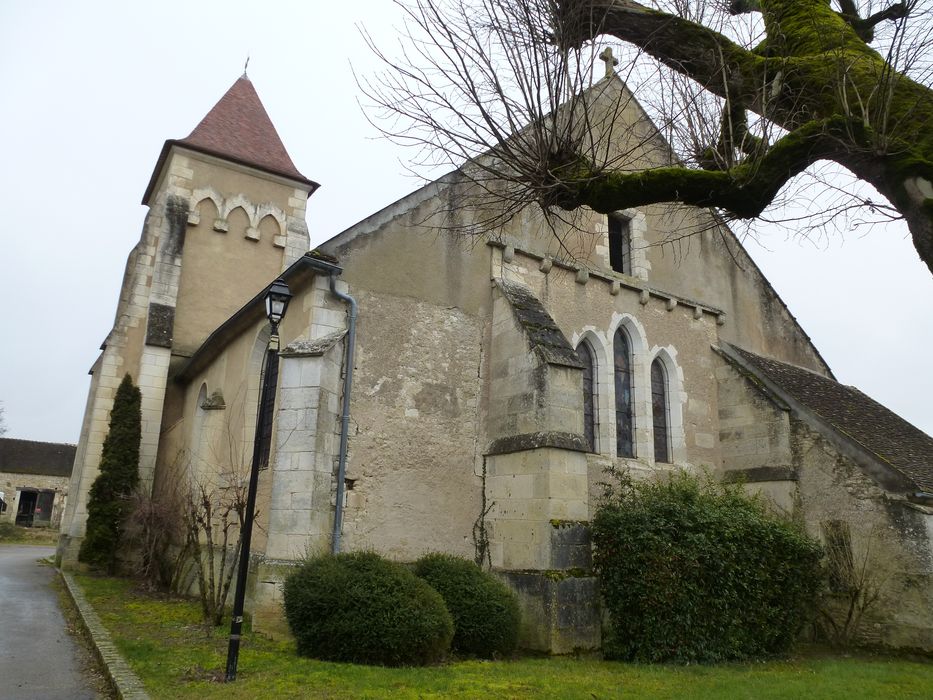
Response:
[[614, 328, 635, 457], [576, 341, 598, 452], [651, 358, 671, 463]]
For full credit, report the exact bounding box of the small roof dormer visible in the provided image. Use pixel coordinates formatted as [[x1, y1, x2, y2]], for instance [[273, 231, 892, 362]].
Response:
[[142, 75, 318, 204]]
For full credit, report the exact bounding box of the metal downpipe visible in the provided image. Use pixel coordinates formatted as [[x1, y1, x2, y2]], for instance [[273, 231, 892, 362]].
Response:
[[329, 273, 357, 554]]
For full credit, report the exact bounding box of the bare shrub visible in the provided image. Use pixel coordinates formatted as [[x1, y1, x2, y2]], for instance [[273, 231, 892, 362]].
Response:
[[817, 521, 897, 647], [181, 473, 250, 627]]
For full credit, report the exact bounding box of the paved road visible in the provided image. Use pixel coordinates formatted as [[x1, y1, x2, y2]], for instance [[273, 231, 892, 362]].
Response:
[[0, 546, 102, 699]]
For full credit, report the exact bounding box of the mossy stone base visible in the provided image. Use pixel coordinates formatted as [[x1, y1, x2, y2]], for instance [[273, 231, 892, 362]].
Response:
[[497, 570, 600, 654], [249, 557, 302, 641], [57, 533, 85, 570]]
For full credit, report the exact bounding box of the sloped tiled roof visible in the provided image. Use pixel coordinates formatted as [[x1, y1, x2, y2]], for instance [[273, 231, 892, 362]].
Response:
[[495, 278, 583, 369], [0, 438, 76, 477], [727, 345, 933, 493], [179, 76, 309, 182], [143, 76, 318, 203]]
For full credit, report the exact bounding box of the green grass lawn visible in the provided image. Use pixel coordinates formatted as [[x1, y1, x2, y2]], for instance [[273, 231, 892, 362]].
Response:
[[0, 522, 60, 545], [74, 574, 931, 699]]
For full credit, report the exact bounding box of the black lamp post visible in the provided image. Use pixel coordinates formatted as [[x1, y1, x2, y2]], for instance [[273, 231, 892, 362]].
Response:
[[225, 277, 292, 682]]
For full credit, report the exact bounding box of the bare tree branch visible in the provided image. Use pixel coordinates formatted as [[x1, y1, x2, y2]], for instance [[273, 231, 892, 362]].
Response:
[[363, 0, 933, 275]]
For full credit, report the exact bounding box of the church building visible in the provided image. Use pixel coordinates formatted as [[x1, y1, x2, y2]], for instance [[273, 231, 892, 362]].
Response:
[[58, 71, 933, 652]]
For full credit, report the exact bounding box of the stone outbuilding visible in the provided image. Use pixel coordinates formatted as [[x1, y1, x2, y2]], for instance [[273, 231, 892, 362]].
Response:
[[1, 438, 76, 528]]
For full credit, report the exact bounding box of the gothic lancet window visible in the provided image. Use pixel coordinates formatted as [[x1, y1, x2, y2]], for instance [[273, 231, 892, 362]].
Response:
[[576, 341, 597, 452], [608, 215, 632, 275], [614, 328, 635, 457], [651, 358, 671, 463]]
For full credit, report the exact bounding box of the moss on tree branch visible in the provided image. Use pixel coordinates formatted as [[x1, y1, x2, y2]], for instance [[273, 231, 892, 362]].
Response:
[[556, 0, 771, 104], [551, 0, 933, 273], [563, 117, 867, 218]]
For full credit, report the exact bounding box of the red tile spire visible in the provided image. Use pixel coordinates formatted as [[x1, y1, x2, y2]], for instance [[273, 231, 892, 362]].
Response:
[[180, 76, 310, 182], [143, 76, 317, 204]]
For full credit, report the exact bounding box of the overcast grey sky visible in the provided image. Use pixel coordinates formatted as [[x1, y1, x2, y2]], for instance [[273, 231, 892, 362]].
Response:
[[1, 0, 931, 443]]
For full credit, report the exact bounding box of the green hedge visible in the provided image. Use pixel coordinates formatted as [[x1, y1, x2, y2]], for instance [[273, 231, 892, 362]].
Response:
[[592, 471, 823, 663], [414, 553, 520, 658], [283, 552, 453, 666]]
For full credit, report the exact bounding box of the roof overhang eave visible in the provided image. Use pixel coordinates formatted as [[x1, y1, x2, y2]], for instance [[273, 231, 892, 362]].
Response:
[[141, 140, 320, 206]]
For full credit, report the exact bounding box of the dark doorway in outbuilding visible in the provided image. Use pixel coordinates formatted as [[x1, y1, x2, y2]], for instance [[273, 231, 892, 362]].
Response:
[[14, 489, 54, 527]]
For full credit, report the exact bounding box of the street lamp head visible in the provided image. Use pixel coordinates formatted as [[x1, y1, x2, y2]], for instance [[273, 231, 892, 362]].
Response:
[[265, 278, 292, 328]]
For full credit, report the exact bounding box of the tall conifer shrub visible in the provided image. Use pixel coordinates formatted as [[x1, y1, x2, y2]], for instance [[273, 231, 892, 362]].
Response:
[[78, 373, 141, 572]]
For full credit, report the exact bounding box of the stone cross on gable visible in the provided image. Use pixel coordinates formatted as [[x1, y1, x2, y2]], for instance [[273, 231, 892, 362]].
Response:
[[599, 47, 619, 78]]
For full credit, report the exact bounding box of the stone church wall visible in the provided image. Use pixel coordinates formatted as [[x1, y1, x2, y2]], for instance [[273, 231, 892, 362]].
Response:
[[715, 357, 933, 650], [494, 244, 723, 481], [173, 153, 308, 356], [715, 354, 797, 512], [338, 288, 484, 560], [320, 190, 498, 563], [60, 139, 313, 567], [793, 419, 933, 650], [640, 204, 827, 374]]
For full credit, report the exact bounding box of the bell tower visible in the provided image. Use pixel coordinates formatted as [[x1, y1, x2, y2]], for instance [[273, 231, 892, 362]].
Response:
[[59, 75, 318, 566]]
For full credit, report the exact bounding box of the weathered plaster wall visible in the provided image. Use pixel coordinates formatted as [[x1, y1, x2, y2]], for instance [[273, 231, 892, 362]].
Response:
[[321, 166, 821, 512], [318, 180, 756, 562], [338, 288, 484, 560], [319, 197, 495, 562]]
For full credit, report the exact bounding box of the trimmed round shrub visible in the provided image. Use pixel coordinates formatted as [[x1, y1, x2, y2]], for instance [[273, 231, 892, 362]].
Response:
[[592, 471, 823, 663], [414, 553, 520, 658], [283, 551, 453, 666]]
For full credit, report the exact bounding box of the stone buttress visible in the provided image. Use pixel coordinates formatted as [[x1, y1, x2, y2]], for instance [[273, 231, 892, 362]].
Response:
[[484, 277, 601, 653]]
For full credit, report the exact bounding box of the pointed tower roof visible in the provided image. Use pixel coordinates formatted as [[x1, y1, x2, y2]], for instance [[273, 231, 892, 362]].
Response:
[[143, 76, 318, 204]]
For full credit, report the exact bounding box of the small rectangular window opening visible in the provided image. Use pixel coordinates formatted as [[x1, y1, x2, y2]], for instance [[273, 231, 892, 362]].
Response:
[[608, 215, 632, 275], [343, 478, 357, 508]]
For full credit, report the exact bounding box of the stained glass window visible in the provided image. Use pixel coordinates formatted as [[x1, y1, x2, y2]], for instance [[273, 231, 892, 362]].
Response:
[[576, 341, 597, 452], [614, 329, 635, 457], [651, 358, 671, 463]]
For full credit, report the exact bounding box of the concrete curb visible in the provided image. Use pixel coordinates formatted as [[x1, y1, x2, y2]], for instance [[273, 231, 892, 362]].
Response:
[[59, 571, 151, 700]]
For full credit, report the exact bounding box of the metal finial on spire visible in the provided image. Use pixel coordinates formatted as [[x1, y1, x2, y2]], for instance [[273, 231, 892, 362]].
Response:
[[242, 55, 250, 79], [599, 47, 618, 79]]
